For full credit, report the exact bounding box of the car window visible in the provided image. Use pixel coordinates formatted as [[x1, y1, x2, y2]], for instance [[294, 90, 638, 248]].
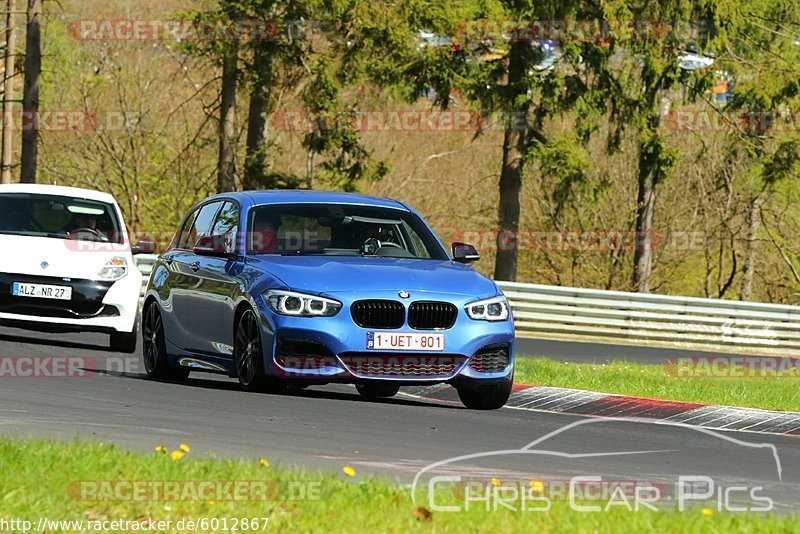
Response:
[[0, 193, 123, 244], [176, 209, 199, 250], [406, 228, 432, 259], [178, 202, 222, 250], [177, 209, 200, 249], [210, 201, 239, 254], [247, 203, 447, 260]]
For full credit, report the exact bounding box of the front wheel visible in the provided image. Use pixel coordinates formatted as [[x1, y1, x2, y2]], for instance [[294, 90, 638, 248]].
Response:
[[234, 308, 283, 392], [356, 383, 400, 398], [456, 380, 512, 410]]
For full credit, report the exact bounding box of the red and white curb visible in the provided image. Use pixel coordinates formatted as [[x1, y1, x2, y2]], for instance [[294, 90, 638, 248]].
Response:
[[401, 384, 800, 437]]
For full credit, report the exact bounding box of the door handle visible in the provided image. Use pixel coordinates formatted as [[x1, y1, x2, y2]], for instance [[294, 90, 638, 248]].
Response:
[[190, 261, 201, 272]]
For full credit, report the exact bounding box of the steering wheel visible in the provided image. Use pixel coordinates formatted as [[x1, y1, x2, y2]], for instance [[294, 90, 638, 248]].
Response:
[[361, 237, 381, 255], [361, 237, 406, 255], [68, 227, 110, 242]]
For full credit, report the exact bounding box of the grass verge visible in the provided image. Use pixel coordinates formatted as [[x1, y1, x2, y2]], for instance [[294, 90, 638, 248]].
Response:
[[0, 437, 797, 532], [514, 357, 800, 412]]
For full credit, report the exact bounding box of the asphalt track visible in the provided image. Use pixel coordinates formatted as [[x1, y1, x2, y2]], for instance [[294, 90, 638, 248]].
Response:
[[1, 326, 799, 513]]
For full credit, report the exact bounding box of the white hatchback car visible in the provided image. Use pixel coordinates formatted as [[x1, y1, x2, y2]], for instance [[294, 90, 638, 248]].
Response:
[[0, 184, 154, 352]]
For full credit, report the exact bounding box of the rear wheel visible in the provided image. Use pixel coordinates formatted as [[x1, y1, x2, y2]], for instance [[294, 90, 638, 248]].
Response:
[[456, 380, 512, 410], [234, 309, 282, 392], [356, 383, 400, 399], [142, 303, 189, 380]]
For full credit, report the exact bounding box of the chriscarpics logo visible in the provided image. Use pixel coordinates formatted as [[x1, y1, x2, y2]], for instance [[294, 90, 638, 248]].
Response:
[[412, 418, 786, 514]]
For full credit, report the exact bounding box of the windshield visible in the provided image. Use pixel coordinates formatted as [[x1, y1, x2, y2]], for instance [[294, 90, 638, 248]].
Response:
[[248, 203, 447, 260], [0, 193, 123, 243]]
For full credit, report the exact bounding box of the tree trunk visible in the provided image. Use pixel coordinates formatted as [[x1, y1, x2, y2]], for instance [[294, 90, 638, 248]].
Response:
[[19, 0, 41, 184], [243, 42, 271, 191], [217, 42, 238, 193], [1, 0, 17, 184], [740, 194, 761, 301], [632, 142, 657, 293], [632, 105, 669, 294], [493, 43, 529, 282]]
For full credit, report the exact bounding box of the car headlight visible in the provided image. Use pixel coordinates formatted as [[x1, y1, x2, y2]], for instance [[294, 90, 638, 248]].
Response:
[[265, 290, 342, 317], [465, 295, 510, 321], [97, 256, 128, 280]]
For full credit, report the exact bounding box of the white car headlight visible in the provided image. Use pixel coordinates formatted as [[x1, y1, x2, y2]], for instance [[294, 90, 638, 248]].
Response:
[[265, 290, 342, 317], [465, 295, 510, 321], [97, 256, 128, 280]]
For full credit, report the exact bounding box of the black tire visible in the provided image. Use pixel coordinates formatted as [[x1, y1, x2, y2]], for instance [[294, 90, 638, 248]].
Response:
[[142, 302, 189, 380], [456, 380, 513, 410], [110, 323, 138, 353], [356, 382, 400, 398], [234, 308, 282, 392]]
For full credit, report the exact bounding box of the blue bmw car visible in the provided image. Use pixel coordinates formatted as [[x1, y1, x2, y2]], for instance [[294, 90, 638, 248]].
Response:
[[142, 190, 514, 409]]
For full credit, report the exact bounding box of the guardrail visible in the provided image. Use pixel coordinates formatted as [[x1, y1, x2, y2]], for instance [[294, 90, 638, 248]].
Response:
[[134, 255, 800, 355], [134, 254, 158, 301], [498, 281, 800, 355]]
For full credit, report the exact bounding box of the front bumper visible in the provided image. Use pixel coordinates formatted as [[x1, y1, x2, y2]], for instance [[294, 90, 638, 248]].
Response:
[[256, 291, 514, 385], [0, 270, 141, 333]]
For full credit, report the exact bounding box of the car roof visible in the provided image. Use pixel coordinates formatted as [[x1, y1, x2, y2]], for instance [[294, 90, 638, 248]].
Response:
[[217, 190, 409, 211], [0, 183, 118, 205]]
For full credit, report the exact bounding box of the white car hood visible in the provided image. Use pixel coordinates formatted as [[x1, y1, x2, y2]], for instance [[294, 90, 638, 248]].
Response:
[[0, 234, 131, 280]]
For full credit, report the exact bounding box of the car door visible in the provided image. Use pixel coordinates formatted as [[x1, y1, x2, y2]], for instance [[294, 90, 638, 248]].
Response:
[[160, 201, 222, 351], [181, 200, 242, 358]]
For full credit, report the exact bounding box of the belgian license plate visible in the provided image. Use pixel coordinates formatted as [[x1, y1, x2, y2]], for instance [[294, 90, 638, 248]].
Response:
[[12, 282, 72, 300], [367, 332, 445, 351]]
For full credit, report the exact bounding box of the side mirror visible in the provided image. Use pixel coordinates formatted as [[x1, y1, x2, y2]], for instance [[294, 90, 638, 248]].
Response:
[[131, 238, 157, 255], [452, 242, 480, 263], [193, 234, 234, 258]]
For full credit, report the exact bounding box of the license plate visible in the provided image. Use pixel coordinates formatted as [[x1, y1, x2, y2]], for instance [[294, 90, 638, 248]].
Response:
[[367, 332, 444, 352], [12, 282, 72, 300]]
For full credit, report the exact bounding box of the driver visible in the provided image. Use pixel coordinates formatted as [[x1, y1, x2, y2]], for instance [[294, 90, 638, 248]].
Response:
[[251, 214, 281, 253], [72, 213, 98, 230], [67, 212, 111, 242]]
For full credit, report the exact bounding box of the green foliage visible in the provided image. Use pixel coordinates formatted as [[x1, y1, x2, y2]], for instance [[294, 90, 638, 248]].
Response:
[[639, 132, 679, 186], [528, 135, 597, 219], [2, 436, 800, 530], [30, 0, 800, 299], [301, 57, 390, 190], [171, 0, 391, 192], [763, 140, 800, 185]]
